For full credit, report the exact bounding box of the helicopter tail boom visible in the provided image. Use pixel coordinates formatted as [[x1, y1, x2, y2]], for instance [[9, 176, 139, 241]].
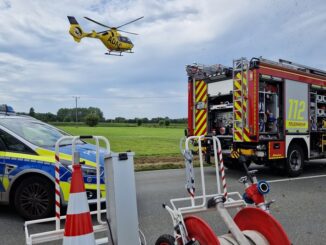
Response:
[[67, 16, 89, 43]]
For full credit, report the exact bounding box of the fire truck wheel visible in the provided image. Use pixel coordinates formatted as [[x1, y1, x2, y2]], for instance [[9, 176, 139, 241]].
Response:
[[155, 234, 175, 245], [285, 144, 303, 177], [14, 175, 54, 220]]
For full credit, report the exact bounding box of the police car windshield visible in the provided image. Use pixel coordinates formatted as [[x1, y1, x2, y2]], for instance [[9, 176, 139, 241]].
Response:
[[0, 118, 79, 148]]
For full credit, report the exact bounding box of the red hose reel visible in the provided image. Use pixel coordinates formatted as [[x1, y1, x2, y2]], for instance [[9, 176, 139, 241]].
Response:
[[183, 208, 290, 245]]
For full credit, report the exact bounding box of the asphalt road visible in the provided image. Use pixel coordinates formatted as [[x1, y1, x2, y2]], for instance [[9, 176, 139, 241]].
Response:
[[1, 160, 326, 245]]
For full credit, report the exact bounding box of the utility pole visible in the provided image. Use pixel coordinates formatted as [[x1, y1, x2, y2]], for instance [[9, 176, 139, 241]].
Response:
[[73, 96, 80, 124]]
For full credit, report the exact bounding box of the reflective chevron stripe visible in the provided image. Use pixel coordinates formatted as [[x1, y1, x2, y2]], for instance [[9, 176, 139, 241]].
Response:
[[231, 150, 240, 159], [194, 80, 207, 136], [233, 70, 251, 142]]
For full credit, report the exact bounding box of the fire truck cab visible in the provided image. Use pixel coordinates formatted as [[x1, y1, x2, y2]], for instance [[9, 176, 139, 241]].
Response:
[[187, 57, 326, 176]]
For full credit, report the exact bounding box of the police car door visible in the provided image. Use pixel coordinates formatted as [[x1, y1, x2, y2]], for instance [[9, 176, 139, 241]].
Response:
[[0, 134, 6, 197], [0, 129, 30, 197]]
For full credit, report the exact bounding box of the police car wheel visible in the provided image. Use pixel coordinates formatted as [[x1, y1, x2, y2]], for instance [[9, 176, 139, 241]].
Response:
[[14, 176, 54, 220]]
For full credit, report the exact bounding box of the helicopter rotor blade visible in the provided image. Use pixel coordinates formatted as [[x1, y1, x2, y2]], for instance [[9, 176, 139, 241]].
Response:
[[117, 29, 139, 35], [84, 16, 113, 29], [116, 16, 144, 29], [97, 29, 138, 35], [97, 30, 109, 34]]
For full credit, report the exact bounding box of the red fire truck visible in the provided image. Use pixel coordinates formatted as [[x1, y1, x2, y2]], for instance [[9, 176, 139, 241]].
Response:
[[187, 57, 326, 176]]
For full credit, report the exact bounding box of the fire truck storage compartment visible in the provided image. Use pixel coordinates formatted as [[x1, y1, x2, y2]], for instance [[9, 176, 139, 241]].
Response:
[[309, 85, 326, 157], [258, 76, 284, 140], [207, 78, 233, 149]]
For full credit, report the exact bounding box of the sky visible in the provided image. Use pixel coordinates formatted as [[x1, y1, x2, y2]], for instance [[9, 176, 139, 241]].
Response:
[[0, 0, 325, 119]]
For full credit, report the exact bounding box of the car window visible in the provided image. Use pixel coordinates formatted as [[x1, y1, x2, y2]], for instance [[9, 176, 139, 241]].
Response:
[[0, 137, 5, 151], [0, 119, 68, 147], [0, 118, 83, 148], [0, 129, 36, 154]]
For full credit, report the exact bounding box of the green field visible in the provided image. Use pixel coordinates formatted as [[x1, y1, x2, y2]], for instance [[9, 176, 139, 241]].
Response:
[[58, 126, 185, 156]]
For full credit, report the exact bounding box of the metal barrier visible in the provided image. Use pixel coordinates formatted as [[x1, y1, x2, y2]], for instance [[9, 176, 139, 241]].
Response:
[[171, 135, 245, 214], [161, 135, 246, 245], [25, 136, 110, 245]]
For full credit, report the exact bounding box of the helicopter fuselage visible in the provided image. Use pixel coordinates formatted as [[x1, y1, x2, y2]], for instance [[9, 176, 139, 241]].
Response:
[[67, 16, 141, 54], [99, 30, 133, 51]]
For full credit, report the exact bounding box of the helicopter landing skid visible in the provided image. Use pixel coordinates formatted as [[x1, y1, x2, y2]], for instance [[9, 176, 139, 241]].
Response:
[[105, 52, 123, 56], [105, 50, 134, 56]]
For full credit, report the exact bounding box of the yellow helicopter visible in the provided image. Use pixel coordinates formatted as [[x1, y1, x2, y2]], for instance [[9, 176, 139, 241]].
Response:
[[67, 16, 143, 56]]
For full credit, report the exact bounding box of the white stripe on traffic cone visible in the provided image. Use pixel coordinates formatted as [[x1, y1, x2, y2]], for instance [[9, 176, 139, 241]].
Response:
[[63, 164, 95, 245]]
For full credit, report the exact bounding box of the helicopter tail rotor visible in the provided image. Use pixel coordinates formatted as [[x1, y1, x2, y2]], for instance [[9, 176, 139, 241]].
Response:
[[67, 16, 85, 42]]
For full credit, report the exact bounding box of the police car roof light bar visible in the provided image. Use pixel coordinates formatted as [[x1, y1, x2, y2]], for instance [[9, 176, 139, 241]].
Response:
[[0, 104, 16, 115]]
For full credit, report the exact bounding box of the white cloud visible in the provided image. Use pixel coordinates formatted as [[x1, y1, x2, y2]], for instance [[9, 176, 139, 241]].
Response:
[[0, 0, 325, 118]]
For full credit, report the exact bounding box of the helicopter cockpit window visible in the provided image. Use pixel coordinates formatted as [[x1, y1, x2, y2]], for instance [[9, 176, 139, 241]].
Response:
[[118, 36, 132, 44]]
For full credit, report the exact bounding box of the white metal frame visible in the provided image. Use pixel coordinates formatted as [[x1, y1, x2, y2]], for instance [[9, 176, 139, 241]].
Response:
[[24, 135, 110, 245], [164, 135, 247, 245], [24, 210, 108, 245]]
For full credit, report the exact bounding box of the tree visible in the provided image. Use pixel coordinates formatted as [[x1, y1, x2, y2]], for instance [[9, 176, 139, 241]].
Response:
[[114, 117, 126, 123], [35, 112, 57, 122], [164, 119, 170, 127], [87, 107, 105, 122], [152, 117, 164, 123], [29, 107, 35, 117], [56, 107, 105, 122], [63, 116, 71, 122], [141, 117, 149, 123], [158, 120, 165, 127], [85, 114, 99, 127], [57, 108, 73, 122], [137, 119, 142, 126]]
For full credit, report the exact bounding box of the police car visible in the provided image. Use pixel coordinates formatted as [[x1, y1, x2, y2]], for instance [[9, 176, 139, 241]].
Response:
[[0, 105, 106, 220]]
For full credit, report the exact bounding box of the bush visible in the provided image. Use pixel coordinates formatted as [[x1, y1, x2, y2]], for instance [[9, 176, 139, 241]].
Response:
[[137, 119, 142, 126], [85, 114, 99, 127], [158, 120, 165, 127], [164, 119, 170, 127]]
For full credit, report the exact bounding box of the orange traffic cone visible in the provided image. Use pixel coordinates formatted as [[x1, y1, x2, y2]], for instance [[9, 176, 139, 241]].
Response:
[[63, 164, 96, 245]]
